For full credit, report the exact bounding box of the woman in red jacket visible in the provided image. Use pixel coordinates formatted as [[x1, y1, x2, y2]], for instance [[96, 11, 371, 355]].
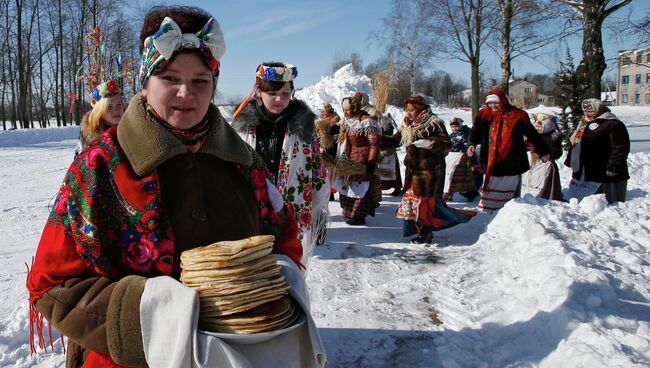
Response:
[[468, 88, 550, 211], [26, 6, 307, 367]]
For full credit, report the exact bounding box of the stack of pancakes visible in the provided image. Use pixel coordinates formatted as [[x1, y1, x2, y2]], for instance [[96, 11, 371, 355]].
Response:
[[180, 235, 300, 334]]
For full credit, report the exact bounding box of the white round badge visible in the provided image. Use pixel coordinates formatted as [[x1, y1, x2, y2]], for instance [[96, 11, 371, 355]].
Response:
[[588, 123, 598, 130]]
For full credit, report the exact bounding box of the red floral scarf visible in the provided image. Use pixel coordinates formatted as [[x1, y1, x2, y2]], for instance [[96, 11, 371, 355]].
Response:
[[482, 89, 519, 186]]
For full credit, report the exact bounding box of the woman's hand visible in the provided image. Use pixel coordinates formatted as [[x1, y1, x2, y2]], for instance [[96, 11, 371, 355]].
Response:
[[467, 145, 475, 157]]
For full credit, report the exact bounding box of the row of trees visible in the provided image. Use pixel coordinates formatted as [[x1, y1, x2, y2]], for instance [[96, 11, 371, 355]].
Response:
[[1, 0, 142, 130], [363, 0, 636, 118]]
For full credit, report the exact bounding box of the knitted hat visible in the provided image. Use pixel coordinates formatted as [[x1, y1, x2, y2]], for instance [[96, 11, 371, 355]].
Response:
[[450, 117, 464, 126]]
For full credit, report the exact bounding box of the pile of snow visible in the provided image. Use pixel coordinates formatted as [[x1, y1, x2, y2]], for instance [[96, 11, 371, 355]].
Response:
[[295, 64, 373, 116], [0, 126, 79, 148], [527, 105, 564, 116]]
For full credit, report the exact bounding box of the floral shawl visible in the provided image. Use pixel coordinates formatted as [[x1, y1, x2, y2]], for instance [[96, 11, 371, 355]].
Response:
[[238, 125, 330, 266]]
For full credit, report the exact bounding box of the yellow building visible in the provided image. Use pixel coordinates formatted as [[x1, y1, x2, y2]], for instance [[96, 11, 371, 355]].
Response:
[[616, 48, 650, 106]]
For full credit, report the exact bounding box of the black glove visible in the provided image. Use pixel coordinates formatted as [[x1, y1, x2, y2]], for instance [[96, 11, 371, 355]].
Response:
[[366, 164, 376, 174]]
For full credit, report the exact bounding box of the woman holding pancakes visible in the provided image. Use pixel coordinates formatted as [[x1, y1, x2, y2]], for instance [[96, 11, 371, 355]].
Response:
[[26, 6, 324, 368]]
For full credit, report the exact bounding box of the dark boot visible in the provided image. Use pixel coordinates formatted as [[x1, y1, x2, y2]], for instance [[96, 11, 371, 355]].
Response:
[[345, 217, 366, 226], [410, 230, 433, 244]]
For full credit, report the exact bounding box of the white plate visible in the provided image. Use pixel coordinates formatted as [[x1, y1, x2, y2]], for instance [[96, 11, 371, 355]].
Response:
[[198, 312, 306, 345]]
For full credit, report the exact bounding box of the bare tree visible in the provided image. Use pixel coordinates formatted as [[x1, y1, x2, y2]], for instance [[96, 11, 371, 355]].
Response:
[[550, 0, 633, 99], [419, 70, 468, 106], [331, 51, 363, 73], [492, 0, 570, 93], [430, 0, 494, 118], [372, 0, 435, 95], [630, 13, 649, 45]]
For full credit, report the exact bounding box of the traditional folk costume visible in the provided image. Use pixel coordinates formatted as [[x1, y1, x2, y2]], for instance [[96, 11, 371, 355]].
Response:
[[564, 99, 630, 204], [378, 113, 403, 195], [332, 93, 382, 225], [521, 113, 565, 200], [316, 103, 341, 201], [26, 17, 322, 368], [75, 78, 124, 156], [387, 96, 474, 243], [469, 89, 550, 211], [233, 63, 330, 262], [27, 96, 305, 368]]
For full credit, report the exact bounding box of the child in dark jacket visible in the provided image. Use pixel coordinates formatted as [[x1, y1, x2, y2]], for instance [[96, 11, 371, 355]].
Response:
[[445, 117, 480, 201]]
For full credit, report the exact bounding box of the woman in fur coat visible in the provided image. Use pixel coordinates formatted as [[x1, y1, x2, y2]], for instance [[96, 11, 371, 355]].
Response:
[[565, 98, 630, 204], [385, 96, 475, 244], [26, 7, 323, 367], [232, 62, 330, 259]]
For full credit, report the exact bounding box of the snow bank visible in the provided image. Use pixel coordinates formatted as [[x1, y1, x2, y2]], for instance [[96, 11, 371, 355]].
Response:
[[0, 126, 79, 148], [295, 64, 373, 116]]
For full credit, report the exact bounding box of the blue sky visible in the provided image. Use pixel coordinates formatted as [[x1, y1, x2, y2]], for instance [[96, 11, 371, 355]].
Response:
[[139, 0, 649, 99]]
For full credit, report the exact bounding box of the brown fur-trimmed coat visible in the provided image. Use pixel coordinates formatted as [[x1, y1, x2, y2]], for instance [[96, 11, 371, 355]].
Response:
[[383, 110, 451, 197]]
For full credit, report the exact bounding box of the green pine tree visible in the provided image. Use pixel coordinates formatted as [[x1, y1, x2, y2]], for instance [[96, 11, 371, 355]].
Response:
[[553, 49, 589, 150]]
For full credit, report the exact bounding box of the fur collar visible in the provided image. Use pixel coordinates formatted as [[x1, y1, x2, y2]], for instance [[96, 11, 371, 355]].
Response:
[[232, 99, 316, 142], [117, 94, 253, 177]]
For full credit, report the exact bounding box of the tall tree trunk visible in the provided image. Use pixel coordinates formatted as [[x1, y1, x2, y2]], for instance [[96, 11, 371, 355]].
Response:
[[409, 61, 416, 95], [580, 5, 605, 99], [15, 0, 28, 129], [499, 0, 513, 94], [0, 9, 6, 130], [58, 0, 65, 126], [37, 3, 46, 128], [7, 0, 16, 129]]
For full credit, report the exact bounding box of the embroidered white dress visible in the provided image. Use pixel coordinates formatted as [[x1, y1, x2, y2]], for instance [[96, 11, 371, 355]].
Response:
[[238, 127, 330, 267]]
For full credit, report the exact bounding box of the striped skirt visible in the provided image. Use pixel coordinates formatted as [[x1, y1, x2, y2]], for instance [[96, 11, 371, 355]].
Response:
[[339, 176, 382, 220], [478, 175, 520, 211]]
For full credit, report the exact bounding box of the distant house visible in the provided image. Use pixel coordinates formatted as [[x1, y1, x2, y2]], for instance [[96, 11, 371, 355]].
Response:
[[508, 79, 539, 108], [601, 90, 616, 106], [537, 93, 555, 107], [616, 48, 650, 106]]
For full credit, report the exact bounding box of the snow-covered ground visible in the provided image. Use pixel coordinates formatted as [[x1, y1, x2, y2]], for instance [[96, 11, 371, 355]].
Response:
[[1, 67, 650, 367]]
